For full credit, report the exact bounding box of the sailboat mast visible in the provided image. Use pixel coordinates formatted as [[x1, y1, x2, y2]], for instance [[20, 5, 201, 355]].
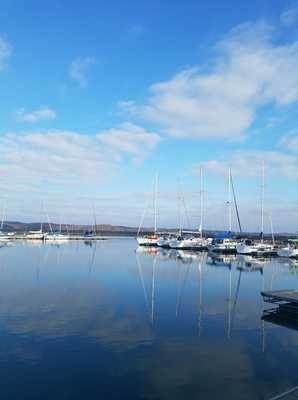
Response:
[[0, 200, 6, 231], [261, 162, 265, 242], [228, 167, 232, 232], [199, 167, 203, 239], [177, 178, 182, 235], [154, 173, 158, 234]]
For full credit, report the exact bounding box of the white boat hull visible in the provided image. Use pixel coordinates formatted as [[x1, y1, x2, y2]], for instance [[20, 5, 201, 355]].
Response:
[[277, 247, 298, 259], [169, 238, 208, 250], [46, 234, 69, 241], [137, 236, 159, 246], [236, 242, 276, 256]]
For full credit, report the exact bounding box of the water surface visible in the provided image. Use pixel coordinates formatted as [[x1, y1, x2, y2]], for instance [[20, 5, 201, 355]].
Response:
[[0, 238, 298, 399]]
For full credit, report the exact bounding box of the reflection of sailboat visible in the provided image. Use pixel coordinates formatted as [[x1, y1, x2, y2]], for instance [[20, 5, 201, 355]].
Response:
[[207, 253, 236, 269], [136, 252, 158, 324], [197, 252, 207, 336], [236, 255, 266, 274], [177, 250, 203, 263], [136, 253, 150, 320], [176, 256, 192, 317], [88, 241, 98, 274]]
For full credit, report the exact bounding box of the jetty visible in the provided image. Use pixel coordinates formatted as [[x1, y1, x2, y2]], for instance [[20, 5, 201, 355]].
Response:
[[268, 386, 298, 400], [261, 290, 298, 318]]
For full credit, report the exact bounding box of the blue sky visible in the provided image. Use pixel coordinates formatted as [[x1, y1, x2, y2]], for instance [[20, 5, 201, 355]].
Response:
[[0, 0, 298, 232]]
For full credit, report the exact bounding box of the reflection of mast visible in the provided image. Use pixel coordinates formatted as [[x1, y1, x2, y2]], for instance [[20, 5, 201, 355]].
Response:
[[176, 259, 191, 317], [198, 253, 206, 336], [136, 253, 150, 318], [199, 167, 203, 238], [88, 241, 97, 274], [151, 256, 157, 324], [230, 259, 243, 335], [226, 264, 232, 339]]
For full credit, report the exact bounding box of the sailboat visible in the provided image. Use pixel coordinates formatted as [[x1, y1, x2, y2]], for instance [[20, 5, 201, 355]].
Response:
[[25, 224, 45, 240], [277, 239, 298, 259], [208, 168, 238, 254], [169, 168, 209, 250], [236, 163, 277, 256], [137, 173, 160, 246], [0, 201, 15, 241]]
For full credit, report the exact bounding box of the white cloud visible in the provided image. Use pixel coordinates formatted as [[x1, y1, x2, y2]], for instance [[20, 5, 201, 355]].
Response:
[[16, 107, 57, 123], [121, 21, 298, 140], [0, 124, 160, 195], [281, 6, 298, 27], [97, 122, 161, 164], [280, 131, 298, 153], [69, 57, 96, 87], [197, 150, 298, 179], [0, 36, 12, 70]]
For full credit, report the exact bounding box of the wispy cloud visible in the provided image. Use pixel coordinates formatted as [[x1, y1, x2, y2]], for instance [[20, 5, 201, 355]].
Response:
[[69, 57, 96, 88], [196, 150, 298, 179], [15, 107, 57, 123], [0, 36, 12, 70], [280, 6, 298, 27], [0, 124, 160, 195], [280, 131, 298, 153], [97, 122, 161, 164], [121, 21, 298, 140]]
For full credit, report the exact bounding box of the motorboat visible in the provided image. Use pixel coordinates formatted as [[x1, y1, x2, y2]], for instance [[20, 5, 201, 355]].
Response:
[[208, 235, 238, 254]]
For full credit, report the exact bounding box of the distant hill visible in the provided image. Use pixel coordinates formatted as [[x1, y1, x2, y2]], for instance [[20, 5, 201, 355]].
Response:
[[0, 221, 141, 236], [0, 221, 297, 239]]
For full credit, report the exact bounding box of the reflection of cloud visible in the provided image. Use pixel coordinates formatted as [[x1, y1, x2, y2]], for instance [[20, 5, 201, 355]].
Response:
[[141, 340, 257, 399], [1, 241, 298, 398]]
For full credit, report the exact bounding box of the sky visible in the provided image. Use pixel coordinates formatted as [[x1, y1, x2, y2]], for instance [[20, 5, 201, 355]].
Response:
[[0, 0, 298, 232]]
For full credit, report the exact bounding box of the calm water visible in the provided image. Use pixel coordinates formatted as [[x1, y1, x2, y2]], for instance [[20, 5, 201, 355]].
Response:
[[0, 238, 298, 399]]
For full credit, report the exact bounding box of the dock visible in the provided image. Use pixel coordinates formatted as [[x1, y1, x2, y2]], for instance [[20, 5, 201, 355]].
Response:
[[261, 290, 298, 319], [269, 386, 298, 400]]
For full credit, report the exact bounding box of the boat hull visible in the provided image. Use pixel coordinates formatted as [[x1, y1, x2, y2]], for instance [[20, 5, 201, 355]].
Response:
[[169, 238, 208, 251], [277, 248, 298, 259], [137, 236, 159, 246]]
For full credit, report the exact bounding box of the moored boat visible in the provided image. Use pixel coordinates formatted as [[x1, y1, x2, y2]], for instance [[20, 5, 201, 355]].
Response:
[[277, 239, 298, 259], [25, 229, 45, 240], [236, 239, 277, 256]]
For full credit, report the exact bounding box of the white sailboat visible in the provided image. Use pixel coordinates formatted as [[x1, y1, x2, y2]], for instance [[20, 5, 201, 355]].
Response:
[[0, 201, 15, 241], [169, 168, 209, 250], [209, 168, 238, 253], [25, 225, 45, 240], [236, 163, 276, 256], [277, 239, 298, 259], [46, 217, 69, 241], [137, 173, 160, 246]]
